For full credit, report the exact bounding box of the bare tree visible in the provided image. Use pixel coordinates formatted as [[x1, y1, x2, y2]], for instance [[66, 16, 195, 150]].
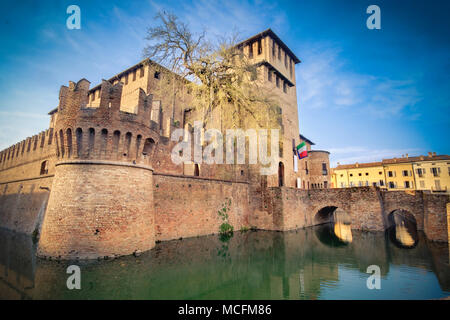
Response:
[[143, 11, 280, 130]]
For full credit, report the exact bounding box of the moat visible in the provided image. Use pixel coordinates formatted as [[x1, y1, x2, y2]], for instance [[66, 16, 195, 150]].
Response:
[[0, 225, 449, 300]]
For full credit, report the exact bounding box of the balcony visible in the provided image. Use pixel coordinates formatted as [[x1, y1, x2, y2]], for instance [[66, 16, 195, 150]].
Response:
[[431, 186, 447, 193]]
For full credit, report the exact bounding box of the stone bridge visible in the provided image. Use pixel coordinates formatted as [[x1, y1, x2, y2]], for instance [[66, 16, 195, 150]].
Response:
[[258, 186, 449, 242]]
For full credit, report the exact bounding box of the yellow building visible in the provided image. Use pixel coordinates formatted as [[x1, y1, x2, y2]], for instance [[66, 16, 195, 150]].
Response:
[[332, 162, 386, 188], [331, 153, 450, 194], [382, 158, 415, 191], [411, 153, 450, 193]]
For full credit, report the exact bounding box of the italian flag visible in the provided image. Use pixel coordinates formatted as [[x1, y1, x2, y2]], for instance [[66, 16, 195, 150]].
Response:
[[296, 142, 308, 159]]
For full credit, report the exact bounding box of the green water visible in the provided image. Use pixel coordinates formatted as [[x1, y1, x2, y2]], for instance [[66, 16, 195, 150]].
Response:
[[0, 225, 449, 300]]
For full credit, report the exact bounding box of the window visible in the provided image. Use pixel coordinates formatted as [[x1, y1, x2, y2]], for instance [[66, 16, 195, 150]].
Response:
[[283, 82, 287, 93], [402, 170, 409, 177], [349, 182, 354, 187], [272, 40, 276, 58], [379, 171, 382, 175], [349, 173, 353, 177], [434, 180, 441, 190], [249, 43, 253, 59], [365, 172, 369, 176], [125, 74, 129, 85], [154, 71, 160, 79], [340, 182, 345, 188], [324, 181, 328, 189], [284, 52, 288, 68], [389, 182, 395, 188], [268, 68, 272, 82], [40, 160, 48, 175], [257, 39, 262, 55], [276, 76, 280, 88], [388, 171, 395, 177], [132, 70, 137, 81], [365, 181, 369, 186], [278, 46, 281, 60], [404, 181, 410, 188], [416, 168, 424, 177], [250, 68, 257, 81], [379, 180, 384, 186], [340, 174, 343, 177], [140, 67, 144, 78], [358, 173, 362, 176], [419, 180, 425, 188], [431, 167, 440, 177], [322, 163, 328, 175], [290, 59, 293, 78], [358, 181, 363, 187]]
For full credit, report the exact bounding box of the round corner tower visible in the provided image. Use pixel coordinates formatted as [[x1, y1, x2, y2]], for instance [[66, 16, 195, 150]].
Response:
[[38, 79, 158, 259]]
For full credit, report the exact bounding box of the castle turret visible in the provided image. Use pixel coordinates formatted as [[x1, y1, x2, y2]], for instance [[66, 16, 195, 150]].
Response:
[[38, 79, 158, 259]]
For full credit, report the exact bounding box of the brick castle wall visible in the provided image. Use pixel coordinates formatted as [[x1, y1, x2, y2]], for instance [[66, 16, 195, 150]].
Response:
[[38, 161, 155, 259], [153, 173, 250, 241]]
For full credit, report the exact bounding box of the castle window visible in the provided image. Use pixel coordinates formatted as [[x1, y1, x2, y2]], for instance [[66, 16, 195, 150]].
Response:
[[100, 129, 108, 156], [91, 93, 95, 102], [140, 67, 144, 78], [257, 39, 262, 55], [283, 81, 287, 93], [322, 163, 328, 175], [276, 76, 280, 88], [402, 170, 409, 177], [404, 181, 411, 188], [125, 74, 129, 85], [135, 135, 142, 159], [272, 40, 276, 58], [88, 128, 95, 157], [142, 138, 155, 156], [379, 180, 384, 186], [66, 128, 72, 158], [113, 130, 121, 154], [249, 42, 253, 59], [132, 70, 137, 81], [75, 128, 83, 158], [284, 52, 288, 68], [278, 46, 281, 60], [154, 71, 160, 79], [124, 132, 132, 157], [290, 59, 293, 78], [40, 160, 48, 175], [268, 68, 272, 82], [59, 129, 65, 157], [194, 164, 200, 176]]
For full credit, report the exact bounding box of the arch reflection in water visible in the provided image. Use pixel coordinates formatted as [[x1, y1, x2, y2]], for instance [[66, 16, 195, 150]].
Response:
[[315, 207, 352, 245], [387, 209, 419, 249]]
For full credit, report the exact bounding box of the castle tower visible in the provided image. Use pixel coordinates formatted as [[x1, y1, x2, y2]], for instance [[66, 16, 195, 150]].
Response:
[[38, 79, 158, 259]]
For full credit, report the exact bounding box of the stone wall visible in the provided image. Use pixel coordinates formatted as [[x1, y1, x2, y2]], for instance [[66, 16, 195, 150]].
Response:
[[38, 161, 155, 260], [153, 173, 250, 241]]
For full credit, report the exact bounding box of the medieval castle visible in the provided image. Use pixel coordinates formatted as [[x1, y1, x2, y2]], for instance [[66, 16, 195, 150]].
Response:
[[0, 29, 448, 260]]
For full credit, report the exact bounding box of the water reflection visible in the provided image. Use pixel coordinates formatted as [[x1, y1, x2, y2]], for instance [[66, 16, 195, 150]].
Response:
[[0, 225, 449, 300]]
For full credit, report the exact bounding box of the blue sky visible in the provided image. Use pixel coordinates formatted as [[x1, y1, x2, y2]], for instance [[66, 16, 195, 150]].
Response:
[[0, 0, 449, 166]]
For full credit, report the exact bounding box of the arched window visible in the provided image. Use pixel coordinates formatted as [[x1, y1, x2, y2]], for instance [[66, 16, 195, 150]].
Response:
[[124, 132, 132, 156], [113, 130, 121, 154], [88, 128, 95, 157], [278, 162, 284, 187], [194, 164, 199, 177], [40, 160, 49, 175], [76, 128, 83, 157], [66, 128, 73, 158], [100, 129, 108, 156], [59, 130, 65, 157], [142, 138, 155, 156]]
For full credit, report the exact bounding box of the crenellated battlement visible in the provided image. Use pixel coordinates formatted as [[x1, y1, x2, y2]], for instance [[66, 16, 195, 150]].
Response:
[[0, 128, 54, 172], [53, 78, 162, 166]]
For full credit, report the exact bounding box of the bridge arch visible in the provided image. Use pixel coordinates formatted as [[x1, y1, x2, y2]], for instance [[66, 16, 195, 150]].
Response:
[[314, 206, 338, 225], [387, 209, 418, 248]]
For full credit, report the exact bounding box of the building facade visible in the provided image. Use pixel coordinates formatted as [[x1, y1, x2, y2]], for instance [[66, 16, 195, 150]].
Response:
[[331, 153, 450, 194]]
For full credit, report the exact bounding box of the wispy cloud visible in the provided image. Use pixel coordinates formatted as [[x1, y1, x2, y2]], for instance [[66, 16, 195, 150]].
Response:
[[329, 146, 422, 167], [297, 43, 422, 119]]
